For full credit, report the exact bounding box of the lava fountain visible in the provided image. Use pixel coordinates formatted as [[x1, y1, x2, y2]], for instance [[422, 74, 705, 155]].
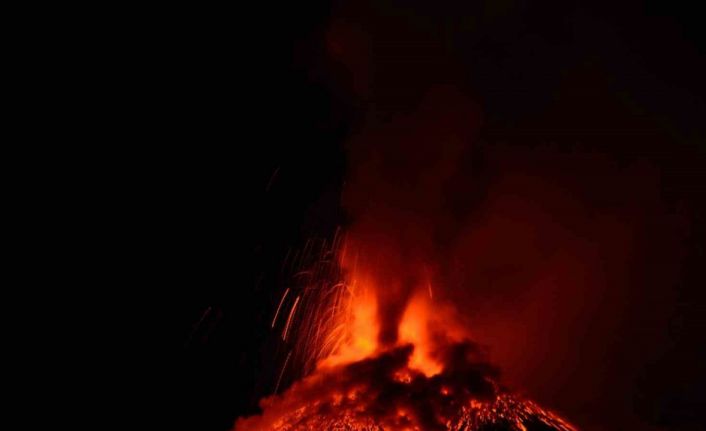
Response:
[[234, 238, 578, 431]]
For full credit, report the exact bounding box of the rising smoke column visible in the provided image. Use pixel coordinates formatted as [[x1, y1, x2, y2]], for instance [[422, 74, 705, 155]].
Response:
[[236, 1, 691, 429], [341, 86, 482, 346]]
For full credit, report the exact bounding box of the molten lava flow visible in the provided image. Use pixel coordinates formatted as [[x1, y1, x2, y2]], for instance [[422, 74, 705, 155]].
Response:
[[235, 241, 578, 431]]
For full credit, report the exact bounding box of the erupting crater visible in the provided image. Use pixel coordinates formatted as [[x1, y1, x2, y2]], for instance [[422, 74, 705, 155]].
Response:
[[235, 252, 577, 431]]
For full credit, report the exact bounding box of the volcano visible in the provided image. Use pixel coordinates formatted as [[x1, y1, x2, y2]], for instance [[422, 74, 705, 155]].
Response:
[[235, 343, 576, 431], [235, 241, 577, 431], [236, 29, 582, 431]]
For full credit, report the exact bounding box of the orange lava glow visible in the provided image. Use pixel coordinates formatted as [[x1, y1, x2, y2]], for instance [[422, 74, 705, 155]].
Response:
[[235, 239, 578, 431], [319, 285, 378, 368], [319, 243, 466, 376]]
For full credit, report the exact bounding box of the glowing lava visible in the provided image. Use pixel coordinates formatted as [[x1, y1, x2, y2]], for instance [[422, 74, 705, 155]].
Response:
[[235, 241, 578, 431]]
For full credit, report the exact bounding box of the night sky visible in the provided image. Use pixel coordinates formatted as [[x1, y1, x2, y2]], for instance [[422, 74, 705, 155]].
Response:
[[107, 2, 706, 430]]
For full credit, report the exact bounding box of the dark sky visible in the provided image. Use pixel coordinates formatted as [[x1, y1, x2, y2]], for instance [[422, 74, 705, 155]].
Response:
[[109, 2, 706, 430]]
